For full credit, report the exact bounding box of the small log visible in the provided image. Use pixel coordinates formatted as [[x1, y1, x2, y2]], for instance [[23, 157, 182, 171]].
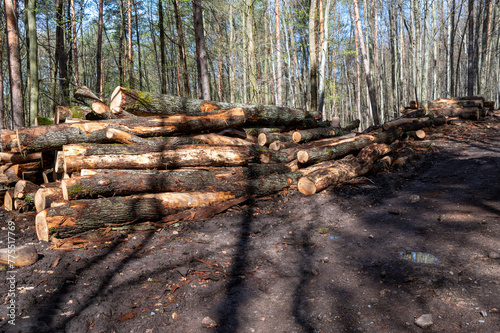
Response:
[[297, 135, 375, 164], [399, 115, 446, 132], [4, 190, 14, 211], [292, 127, 350, 144], [427, 107, 480, 120], [191, 133, 254, 146], [74, 86, 103, 104], [409, 101, 422, 109], [86, 101, 111, 120], [1, 108, 246, 153], [383, 117, 429, 131], [35, 186, 64, 213], [404, 130, 426, 140], [0, 245, 37, 267], [14, 180, 40, 199], [0, 152, 41, 164], [109, 86, 316, 126], [484, 101, 495, 110], [62, 143, 260, 173], [298, 143, 391, 195], [269, 140, 298, 151], [244, 127, 284, 137], [105, 128, 204, 146], [402, 108, 426, 117], [62, 164, 294, 200], [427, 99, 483, 109], [258, 132, 294, 146], [330, 116, 341, 128], [343, 119, 361, 131], [372, 155, 392, 173]]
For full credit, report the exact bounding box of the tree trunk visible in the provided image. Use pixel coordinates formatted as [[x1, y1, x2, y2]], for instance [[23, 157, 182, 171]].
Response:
[[298, 143, 391, 195], [70, 0, 79, 86], [0, 108, 246, 153], [275, 0, 282, 106], [4, 0, 25, 128], [27, 0, 39, 127], [55, 0, 69, 105], [96, 0, 104, 96], [62, 164, 294, 200], [0, 23, 4, 129], [109, 86, 316, 126], [127, 0, 133, 88], [467, 0, 475, 96], [62, 143, 260, 173], [353, 0, 380, 125], [309, 0, 318, 113], [0, 245, 37, 267], [193, 0, 210, 100], [173, 0, 190, 97]]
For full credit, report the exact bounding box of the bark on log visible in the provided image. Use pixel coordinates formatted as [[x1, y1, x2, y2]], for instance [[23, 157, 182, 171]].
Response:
[[109, 86, 316, 126], [404, 130, 426, 140], [62, 143, 260, 173], [35, 186, 64, 213], [74, 86, 103, 104], [427, 107, 480, 120], [14, 180, 40, 199], [1, 108, 245, 153], [105, 128, 204, 145], [427, 99, 484, 109], [383, 117, 430, 131], [36, 191, 239, 240], [399, 115, 446, 132], [298, 143, 391, 195], [269, 140, 298, 151], [86, 101, 110, 120], [0, 152, 41, 164], [62, 164, 294, 200], [191, 133, 254, 146], [0, 245, 37, 267], [258, 132, 294, 146], [484, 101, 495, 110], [292, 127, 350, 144], [297, 135, 376, 164]]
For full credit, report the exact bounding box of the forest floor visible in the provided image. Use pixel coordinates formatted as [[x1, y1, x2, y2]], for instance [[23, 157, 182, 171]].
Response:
[[1, 111, 500, 333]]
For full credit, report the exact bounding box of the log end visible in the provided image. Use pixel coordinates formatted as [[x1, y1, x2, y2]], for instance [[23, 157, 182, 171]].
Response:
[[269, 141, 281, 151], [35, 189, 47, 213], [259, 154, 271, 164], [257, 133, 268, 146], [4, 191, 13, 211], [292, 131, 302, 143], [36, 210, 50, 242], [297, 150, 309, 164], [0, 245, 38, 267], [298, 177, 317, 196], [14, 180, 27, 199], [415, 130, 426, 140]]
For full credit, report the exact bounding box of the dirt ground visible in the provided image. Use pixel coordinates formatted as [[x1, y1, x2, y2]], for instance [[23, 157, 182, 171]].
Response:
[[1, 111, 499, 333]]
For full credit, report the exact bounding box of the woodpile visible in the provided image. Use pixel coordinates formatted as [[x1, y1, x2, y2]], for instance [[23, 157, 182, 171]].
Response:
[[0, 86, 493, 245]]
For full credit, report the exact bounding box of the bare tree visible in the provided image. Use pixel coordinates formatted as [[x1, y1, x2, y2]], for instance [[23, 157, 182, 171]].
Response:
[[173, 0, 190, 97], [309, 0, 318, 113], [71, 0, 79, 86], [0, 15, 5, 129], [467, 0, 475, 96], [193, 0, 210, 100], [353, 0, 379, 125], [27, 0, 39, 126], [4, 0, 24, 127], [275, 0, 282, 106], [96, 0, 104, 96]]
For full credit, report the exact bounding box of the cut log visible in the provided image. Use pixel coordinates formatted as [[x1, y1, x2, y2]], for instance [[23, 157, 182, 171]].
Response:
[[191, 133, 254, 146], [14, 180, 40, 199], [383, 117, 429, 131], [401, 108, 426, 118], [298, 143, 392, 195], [109, 86, 316, 126], [4, 190, 14, 211], [297, 135, 375, 164], [62, 164, 294, 200], [62, 144, 260, 173], [86, 101, 111, 120], [244, 127, 284, 137], [399, 115, 447, 132], [343, 119, 361, 131], [1, 108, 245, 153], [292, 127, 350, 144], [269, 140, 298, 151], [258, 132, 294, 146], [36, 191, 241, 240], [404, 130, 426, 140], [409, 101, 422, 109], [35, 186, 64, 213], [105, 128, 204, 146], [427, 107, 480, 120], [0, 245, 37, 267], [427, 99, 484, 109], [0, 152, 41, 164]]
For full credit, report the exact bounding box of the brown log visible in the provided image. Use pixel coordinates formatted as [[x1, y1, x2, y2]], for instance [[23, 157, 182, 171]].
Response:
[[372, 155, 392, 173], [62, 143, 260, 173], [297, 135, 375, 164], [109, 86, 316, 126], [1, 108, 245, 153], [258, 132, 294, 146], [427, 107, 480, 120], [409, 101, 422, 109], [62, 164, 294, 200], [35, 186, 64, 213], [404, 130, 426, 140], [86, 101, 111, 120], [13, 180, 40, 199], [105, 128, 204, 145], [399, 115, 447, 132], [269, 140, 298, 151], [343, 119, 361, 131], [383, 117, 430, 131], [292, 127, 350, 144], [0, 152, 41, 164], [191, 133, 254, 146], [36, 191, 240, 240], [0, 245, 37, 267], [484, 101, 495, 110], [298, 143, 392, 195], [401, 108, 426, 117], [427, 99, 484, 109], [4, 190, 14, 211]]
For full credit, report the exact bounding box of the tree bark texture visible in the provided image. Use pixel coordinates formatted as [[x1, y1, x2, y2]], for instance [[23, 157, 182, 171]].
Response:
[[0, 108, 246, 153]]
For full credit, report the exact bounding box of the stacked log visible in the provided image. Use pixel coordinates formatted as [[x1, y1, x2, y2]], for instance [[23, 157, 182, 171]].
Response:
[[0, 86, 488, 243], [427, 96, 494, 119]]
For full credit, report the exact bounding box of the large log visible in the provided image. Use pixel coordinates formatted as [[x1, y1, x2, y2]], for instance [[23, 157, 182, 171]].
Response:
[[383, 117, 430, 131], [427, 107, 480, 120], [62, 143, 260, 173], [1, 108, 245, 153], [298, 143, 392, 195], [427, 99, 484, 109], [297, 135, 375, 164], [109, 86, 317, 126], [399, 115, 446, 132], [62, 164, 294, 200], [36, 191, 238, 241], [37, 171, 303, 240], [0, 152, 41, 164], [34, 185, 64, 213], [258, 132, 294, 146]]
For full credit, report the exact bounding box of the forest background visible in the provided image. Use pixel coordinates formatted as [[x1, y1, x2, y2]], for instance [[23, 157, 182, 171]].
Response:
[[1, 0, 499, 131]]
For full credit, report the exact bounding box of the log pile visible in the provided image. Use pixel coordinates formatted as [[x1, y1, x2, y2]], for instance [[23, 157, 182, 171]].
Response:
[[1, 87, 493, 245]]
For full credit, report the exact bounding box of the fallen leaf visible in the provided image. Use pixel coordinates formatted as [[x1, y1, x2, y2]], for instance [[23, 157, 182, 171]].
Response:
[[117, 312, 136, 321]]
